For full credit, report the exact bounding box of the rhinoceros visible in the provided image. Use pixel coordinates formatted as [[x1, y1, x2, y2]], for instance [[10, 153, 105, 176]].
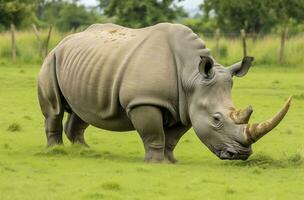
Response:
[[38, 23, 291, 163]]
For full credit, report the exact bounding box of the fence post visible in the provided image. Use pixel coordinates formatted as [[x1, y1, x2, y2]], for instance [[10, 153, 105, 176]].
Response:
[[279, 27, 288, 65], [44, 26, 52, 57], [240, 29, 247, 57], [10, 24, 16, 61], [215, 28, 220, 58], [32, 23, 43, 57]]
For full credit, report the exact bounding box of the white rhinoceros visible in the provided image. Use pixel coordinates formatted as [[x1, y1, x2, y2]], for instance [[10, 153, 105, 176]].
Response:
[[38, 23, 291, 163]]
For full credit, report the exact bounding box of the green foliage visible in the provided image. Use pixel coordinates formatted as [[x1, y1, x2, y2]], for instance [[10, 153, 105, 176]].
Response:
[[218, 44, 228, 58], [1, 30, 304, 67], [35, 0, 66, 28], [56, 4, 101, 31], [202, 0, 304, 35], [98, 0, 187, 28], [203, 34, 304, 67], [181, 16, 216, 36], [0, 0, 35, 29], [0, 29, 66, 63], [35, 1, 103, 31]]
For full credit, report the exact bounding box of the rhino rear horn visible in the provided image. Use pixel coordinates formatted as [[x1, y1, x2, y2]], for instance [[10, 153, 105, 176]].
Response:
[[230, 106, 253, 124]]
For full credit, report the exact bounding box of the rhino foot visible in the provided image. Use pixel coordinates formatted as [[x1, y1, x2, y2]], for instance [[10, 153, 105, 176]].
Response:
[[164, 148, 178, 164], [144, 147, 164, 163], [71, 138, 90, 148], [64, 112, 89, 147], [47, 133, 63, 147]]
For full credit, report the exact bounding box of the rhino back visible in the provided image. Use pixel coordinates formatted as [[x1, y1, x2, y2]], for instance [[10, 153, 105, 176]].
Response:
[[54, 23, 180, 129]]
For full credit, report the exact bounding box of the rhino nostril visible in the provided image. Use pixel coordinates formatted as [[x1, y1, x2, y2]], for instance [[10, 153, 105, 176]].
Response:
[[226, 150, 235, 157], [219, 150, 236, 159]]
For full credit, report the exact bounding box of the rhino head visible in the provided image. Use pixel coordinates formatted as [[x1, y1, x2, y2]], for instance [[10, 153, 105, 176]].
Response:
[[188, 56, 291, 160]]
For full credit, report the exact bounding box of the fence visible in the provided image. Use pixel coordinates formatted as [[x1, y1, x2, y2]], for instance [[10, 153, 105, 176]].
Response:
[[0, 24, 303, 66], [209, 27, 289, 65], [8, 23, 53, 61]]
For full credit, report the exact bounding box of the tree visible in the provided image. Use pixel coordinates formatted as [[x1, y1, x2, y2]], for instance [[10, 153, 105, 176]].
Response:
[[35, 0, 103, 31], [0, 0, 35, 29], [182, 16, 217, 36], [98, 0, 187, 28], [56, 3, 101, 31], [276, 0, 304, 24], [201, 0, 304, 35], [35, 0, 66, 27]]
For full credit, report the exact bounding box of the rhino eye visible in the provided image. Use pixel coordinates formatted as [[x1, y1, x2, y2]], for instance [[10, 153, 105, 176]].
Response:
[[213, 116, 220, 123], [211, 114, 223, 127]]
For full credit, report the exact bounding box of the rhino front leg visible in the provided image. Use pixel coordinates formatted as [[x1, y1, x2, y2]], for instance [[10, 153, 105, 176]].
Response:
[[164, 123, 190, 163], [129, 106, 165, 163], [64, 112, 89, 147]]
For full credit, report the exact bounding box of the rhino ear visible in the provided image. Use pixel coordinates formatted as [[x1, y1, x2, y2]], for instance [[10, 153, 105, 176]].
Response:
[[229, 56, 254, 77], [199, 56, 214, 79]]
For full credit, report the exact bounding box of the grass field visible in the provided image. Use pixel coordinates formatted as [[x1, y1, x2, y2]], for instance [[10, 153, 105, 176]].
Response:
[[0, 62, 303, 200]]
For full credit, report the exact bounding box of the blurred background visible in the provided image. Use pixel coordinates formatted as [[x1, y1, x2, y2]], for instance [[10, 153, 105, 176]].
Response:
[[0, 0, 303, 66]]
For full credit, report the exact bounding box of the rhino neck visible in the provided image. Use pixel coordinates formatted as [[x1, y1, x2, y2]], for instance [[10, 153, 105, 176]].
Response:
[[169, 24, 208, 126]]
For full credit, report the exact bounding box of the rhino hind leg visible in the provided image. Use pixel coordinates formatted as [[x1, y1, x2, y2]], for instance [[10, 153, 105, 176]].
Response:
[[64, 112, 89, 147], [129, 106, 165, 163], [38, 85, 64, 146], [43, 113, 64, 146], [164, 123, 190, 163], [38, 54, 64, 147]]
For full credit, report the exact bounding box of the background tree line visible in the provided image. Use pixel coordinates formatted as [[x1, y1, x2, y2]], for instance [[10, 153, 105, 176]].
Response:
[[0, 0, 303, 35]]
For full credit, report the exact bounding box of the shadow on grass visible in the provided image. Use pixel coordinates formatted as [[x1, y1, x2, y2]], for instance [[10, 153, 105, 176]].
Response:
[[7, 122, 21, 132], [34, 145, 142, 163], [83, 193, 105, 200], [224, 152, 303, 169], [294, 93, 304, 100], [33, 146, 304, 168], [101, 181, 121, 191]]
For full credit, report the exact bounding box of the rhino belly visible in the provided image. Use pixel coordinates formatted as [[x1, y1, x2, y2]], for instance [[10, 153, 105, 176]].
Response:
[[66, 101, 134, 131], [55, 47, 135, 131]]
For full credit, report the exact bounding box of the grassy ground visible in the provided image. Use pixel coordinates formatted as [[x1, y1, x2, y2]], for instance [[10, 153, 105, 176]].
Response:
[[0, 63, 303, 200]]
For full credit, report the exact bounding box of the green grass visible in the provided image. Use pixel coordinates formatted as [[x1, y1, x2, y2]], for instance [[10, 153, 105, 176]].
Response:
[[0, 63, 303, 200], [0, 30, 68, 64]]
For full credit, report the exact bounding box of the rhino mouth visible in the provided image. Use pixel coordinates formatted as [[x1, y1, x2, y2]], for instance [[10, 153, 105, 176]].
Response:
[[214, 146, 252, 160], [217, 148, 252, 160]]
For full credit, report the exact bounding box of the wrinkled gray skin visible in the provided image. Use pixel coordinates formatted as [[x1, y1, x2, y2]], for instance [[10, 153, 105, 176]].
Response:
[[38, 23, 266, 163], [190, 56, 253, 160]]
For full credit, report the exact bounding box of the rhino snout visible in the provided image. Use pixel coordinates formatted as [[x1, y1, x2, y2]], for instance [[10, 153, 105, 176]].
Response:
[[216, 147, 252, 160]]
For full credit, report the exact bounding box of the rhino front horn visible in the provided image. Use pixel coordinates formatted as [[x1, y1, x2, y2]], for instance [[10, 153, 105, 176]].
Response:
[[245, 96, 292, 144]]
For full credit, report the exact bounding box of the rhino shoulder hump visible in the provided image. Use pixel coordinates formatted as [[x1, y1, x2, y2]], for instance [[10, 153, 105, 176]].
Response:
[[84, 23, 125, 32]]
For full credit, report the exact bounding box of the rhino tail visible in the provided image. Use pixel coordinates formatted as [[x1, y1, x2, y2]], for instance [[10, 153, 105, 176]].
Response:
[[38, 52, 62, 116]]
